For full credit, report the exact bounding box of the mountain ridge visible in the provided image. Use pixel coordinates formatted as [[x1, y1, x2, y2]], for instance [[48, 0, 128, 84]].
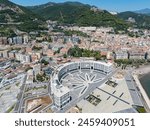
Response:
[[1, 0, 150, 37], [117, 11, 150, 29], [27, 1, 128, 31], [0, 0, 46, 36], [134, 8, 150, 15]]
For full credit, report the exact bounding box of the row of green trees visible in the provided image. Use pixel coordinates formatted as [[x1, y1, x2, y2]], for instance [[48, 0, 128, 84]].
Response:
[[36, 73, 48, 82], [63, 30, 89, 37], [68, 46, 101, 60], [115, 59, 148, 69], [115, 59, 146, 65]]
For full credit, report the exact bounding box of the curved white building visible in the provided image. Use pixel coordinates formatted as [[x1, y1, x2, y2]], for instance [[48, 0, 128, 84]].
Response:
[[51, 61, 113, 109]]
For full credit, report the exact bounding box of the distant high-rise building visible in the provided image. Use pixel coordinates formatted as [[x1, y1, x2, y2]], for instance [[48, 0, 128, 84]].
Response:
[[114, 50, 128, 60], [8, 51, 16, 58], [2, 50, 8, 58], [23, 35, 29, 44], [10, 36, 24, 44], [15, 53, 31, 63]]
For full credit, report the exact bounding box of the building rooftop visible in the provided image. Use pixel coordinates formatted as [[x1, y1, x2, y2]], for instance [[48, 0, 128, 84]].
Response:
[[54, 86, 70, 97]]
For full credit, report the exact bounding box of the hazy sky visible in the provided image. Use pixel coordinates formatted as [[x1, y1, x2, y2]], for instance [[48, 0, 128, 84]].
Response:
[[10, 0, 150, 12]]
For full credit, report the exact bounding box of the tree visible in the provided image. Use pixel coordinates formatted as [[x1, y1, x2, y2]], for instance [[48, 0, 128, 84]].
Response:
[[95, 53, 101, 60], [41, 59, 49, 65], [49, 57, 53, 61], [68, 46, 101, 59], [36, 74, 44, 82], [63, 54, 67, 58]]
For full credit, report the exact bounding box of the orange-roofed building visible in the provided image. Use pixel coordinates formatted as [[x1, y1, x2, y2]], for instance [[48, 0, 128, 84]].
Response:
[[26, 47, 32, 54], [31, 54, 39, 62], [47, 49, 54, 57], [60, 48, 69, 55]]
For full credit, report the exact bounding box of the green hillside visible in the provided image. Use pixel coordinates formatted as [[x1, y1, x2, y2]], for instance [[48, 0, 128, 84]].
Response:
[[118, 11, 150, 29], [0, 0, 46, 36], [28, 2, 129, 31]]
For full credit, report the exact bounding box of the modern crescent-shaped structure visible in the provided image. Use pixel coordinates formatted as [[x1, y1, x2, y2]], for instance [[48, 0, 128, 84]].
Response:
[[51, 61, 114, 109]]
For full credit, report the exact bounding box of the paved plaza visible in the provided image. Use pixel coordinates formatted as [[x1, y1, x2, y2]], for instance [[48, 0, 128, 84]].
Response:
[[60, 69, 106, 96]]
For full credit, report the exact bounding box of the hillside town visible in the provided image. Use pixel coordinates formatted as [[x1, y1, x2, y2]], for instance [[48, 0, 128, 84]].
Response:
[[1, 24, 150, 113], [0, 0, 150, 113]]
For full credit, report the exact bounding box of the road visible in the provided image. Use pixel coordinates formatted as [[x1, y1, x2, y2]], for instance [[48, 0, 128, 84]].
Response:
[[0, 22, 23, 25], [20, 93, 50, 113], [14, 74, 27, 113], [15, 68, 118, 113]]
